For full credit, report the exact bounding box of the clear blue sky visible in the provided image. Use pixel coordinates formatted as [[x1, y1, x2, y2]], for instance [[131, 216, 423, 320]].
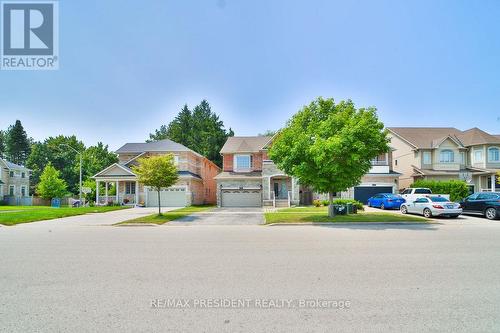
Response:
[[1, 0, 499, 150]]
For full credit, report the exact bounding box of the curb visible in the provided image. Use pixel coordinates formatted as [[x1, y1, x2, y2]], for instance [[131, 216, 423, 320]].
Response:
[[265, 221, 434, 226]]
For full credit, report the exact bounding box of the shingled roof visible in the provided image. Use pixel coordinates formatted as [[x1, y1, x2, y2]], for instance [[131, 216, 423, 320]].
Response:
[[388, 127, 500, 148], [115, 139, 195, 154], [220, 136, 272, 153]]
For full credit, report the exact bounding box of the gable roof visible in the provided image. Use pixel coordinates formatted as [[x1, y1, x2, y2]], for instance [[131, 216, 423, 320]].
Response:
[[115, 139, 195, 154], [388, 127, 463, 149], [388, 127, 500, 149], [220, 136, 272, 153], [0, 158, 30, 170], [456, 128, 500, 146], [93, 163, 136, 178]]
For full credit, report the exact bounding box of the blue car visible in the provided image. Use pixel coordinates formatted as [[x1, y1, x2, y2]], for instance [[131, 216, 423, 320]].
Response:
[[367, 193, 405, 210]]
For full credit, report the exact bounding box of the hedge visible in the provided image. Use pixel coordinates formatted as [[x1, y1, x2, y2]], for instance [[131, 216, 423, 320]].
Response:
[[410, 179, 469, 202]]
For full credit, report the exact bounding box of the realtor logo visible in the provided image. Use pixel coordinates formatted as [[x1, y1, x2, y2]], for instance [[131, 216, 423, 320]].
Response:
[[1, 1, 58, 70]]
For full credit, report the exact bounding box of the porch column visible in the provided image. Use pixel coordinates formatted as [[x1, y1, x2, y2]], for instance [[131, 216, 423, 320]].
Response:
[[291, 177, 295, 201], [116, 181, 119, 203], [105, 182, 108, 203], [95, 180, 100, 204], [135, 181, 139, 205], [268, 176, 272, 200], [492, 174, 496, 192]]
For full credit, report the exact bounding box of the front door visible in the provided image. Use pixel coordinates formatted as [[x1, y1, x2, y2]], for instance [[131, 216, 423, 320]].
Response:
[[273, 180, 288, 199]]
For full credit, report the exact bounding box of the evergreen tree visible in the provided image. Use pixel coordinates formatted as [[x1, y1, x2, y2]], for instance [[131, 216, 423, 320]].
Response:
[[5, 120, 31, 165], [148, 100, 233, 167], [0, 130, 5, 158]]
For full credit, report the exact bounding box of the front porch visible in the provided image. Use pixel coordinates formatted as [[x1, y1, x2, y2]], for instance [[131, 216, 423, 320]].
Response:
[[262, 174, 299, 208], [95, 179, 144, 206]]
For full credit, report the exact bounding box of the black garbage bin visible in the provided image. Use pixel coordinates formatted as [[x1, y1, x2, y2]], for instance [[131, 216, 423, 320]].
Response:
[[334, 204, 347, 215]]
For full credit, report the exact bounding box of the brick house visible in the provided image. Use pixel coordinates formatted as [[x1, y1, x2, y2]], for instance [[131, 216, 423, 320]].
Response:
[[92, 139, 220, 206]]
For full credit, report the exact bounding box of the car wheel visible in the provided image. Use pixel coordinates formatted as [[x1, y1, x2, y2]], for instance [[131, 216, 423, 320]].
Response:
[[400, 205, 408, 214], [380, 203, 385, 210], [485, 208, 498, 220], [423, 208, 432, 218]]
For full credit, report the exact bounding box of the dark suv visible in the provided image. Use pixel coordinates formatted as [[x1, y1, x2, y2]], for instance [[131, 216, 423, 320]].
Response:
[[460, 192, 500, 220]]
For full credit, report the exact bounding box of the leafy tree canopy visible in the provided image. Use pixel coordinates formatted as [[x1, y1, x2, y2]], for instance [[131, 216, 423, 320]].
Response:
[[269, 97, 389, 213], [0, 130, 5, 158], [36, 163, 68, 200], [148, 100, 233, 167], [132, 154, 179, 215]]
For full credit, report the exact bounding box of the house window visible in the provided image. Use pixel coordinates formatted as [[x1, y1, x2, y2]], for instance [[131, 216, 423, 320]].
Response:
[[9, 185, 15, 196], [423, 152, 431, 165], [21, 172, 26, 178], [9, 171, 14, 178], [460, 152, 465, 165], [173, 155, 179, 165], [234, 155, 252, 171], [125, 182, 136, 195], [488, 147, 500, 162], [439, 150, 454, 163], [21, 186, 27, 197], [474, 150, 483, 163]]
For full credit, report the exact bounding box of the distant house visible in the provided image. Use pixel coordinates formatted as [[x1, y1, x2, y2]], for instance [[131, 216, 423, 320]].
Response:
[[0, 158, 30, 200], [388, 127, 500, 192], [92, 139, 220, 207]]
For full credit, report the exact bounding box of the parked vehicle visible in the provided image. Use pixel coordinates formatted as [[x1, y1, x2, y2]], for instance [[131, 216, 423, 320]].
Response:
[[400, 196, 462, 218], [401, 188, 450, 202], [459, 192, 500, 220], [367, 193, 405, 210]]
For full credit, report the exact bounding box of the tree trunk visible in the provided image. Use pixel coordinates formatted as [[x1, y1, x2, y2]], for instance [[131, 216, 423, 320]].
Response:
[[157, 190, 162, 216], [328, 191, 336, 218]]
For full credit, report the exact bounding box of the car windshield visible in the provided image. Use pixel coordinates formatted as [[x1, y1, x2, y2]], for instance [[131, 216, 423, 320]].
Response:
[[386, 194, 401, 199], [430, 197, 449, 202], [414, 189, 432, 194]]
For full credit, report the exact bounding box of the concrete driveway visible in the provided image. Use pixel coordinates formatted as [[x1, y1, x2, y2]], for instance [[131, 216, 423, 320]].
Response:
[[169, 207, 264, 225]]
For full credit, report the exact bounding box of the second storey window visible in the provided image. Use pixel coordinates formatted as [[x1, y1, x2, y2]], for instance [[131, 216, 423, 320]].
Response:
[[21, 172, 26, 178], [488, 147, 499, 162], [460, 152, 466, 165], [234, 155, 252, 171], [439, 150, 454, 163], [9, 171, 14, 178], [423, 152, 431, 165], [474, 150, 483, 163]]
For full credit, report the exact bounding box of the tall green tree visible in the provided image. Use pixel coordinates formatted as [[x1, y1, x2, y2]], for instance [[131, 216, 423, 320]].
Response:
[[26, 136, 85, 194], [5, 120, 31, 165], [148, 100, 233, 167], [36, 163, 68, 200], [269, 98, 389, 217], [132, 154, 179, 215], [81, 142, 118, 179], [0, 130, 5, 158]]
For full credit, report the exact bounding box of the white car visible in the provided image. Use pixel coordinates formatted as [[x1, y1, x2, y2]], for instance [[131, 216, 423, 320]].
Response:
[[400, 196, 462, 218]]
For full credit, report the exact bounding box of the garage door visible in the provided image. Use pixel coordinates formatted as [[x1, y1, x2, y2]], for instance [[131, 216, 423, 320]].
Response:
[[354, 186, 393, 204], [147, 188, 187, 207], [221, 189, 261, 207]]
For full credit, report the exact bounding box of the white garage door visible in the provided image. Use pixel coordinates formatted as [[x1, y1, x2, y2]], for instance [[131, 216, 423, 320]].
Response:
[[221, 189, 261, 207], [147, 188, 187, 207]]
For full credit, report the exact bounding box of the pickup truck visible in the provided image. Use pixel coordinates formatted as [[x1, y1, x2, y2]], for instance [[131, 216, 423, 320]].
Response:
[[401, 188, 450, 202]]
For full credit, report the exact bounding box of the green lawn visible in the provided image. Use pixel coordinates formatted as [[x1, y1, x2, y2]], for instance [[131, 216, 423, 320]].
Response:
[[0, 206, 41, 211], [265, 206, 428, 224], [0, 206, 130, 226], [116, 205, 215, 225]]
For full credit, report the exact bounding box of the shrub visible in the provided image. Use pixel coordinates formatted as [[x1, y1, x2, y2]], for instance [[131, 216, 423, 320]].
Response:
[[313, 199, 322, 207], [321, 200, 330, 206], [410, 179, 469, 202], [332, 199, 364, 211]]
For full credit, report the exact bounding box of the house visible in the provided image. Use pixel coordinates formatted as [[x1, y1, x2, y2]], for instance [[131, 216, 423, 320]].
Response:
[[214, 136, 300, 208], [388, 127, 500, 193], [92, 139, 220, 207], [0, 158, 30, 200], [214, 136, 400, 207]]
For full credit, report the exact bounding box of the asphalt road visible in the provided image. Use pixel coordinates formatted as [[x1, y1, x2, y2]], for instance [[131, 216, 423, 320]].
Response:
[[1, 212, 500, 332]]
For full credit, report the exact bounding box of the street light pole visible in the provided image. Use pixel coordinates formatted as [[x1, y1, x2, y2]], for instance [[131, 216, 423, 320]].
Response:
[[60, 144, 83, 206]]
